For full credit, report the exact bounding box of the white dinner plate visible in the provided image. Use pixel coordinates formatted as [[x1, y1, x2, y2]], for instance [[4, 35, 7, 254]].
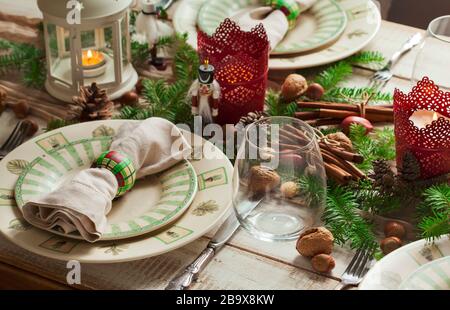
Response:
[[173, 0, 381, 69], [0, 120, 233, 263], [197, 0, 348, 55], [360, 238, 450, 290]]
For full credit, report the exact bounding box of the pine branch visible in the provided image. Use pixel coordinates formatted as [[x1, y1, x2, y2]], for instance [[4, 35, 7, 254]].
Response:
[[265, 89, 296, 117], [347, 51, 385, 65], [298, 175, 326, 208], [46, 119, 79, 132], [323, 185, 378, 250], [314, 60, 353, 90], [322, 87, 393, 103], [418, 184, 450, 241], [349, 124, 396, 172]]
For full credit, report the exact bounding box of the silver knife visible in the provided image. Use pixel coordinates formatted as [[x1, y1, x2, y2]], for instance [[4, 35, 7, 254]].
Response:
[[165, 199, 262, 290]]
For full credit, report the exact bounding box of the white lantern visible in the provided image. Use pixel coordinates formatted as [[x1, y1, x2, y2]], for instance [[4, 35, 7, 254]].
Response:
[[38, 0, 138, 102]]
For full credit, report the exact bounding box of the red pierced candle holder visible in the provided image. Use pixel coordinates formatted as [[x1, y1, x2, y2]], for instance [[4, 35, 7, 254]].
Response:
[[394, 77, 450, 179], [198, 19, 270, 125]]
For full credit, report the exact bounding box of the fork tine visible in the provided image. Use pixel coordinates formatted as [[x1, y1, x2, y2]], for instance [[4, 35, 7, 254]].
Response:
[[348, 247, 367, 276], [1, 122, 22, 151], [6, 122, 28, 152], [344, 247, 364, 275], [355, 248, 373, 278]]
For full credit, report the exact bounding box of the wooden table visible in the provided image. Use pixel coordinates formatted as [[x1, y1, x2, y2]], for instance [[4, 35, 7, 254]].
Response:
[[0, 1, 425, 290]]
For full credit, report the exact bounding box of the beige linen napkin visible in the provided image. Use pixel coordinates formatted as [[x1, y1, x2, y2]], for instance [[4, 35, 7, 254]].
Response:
[[22, 118, 191, 242], [233, 0, 317, 50]]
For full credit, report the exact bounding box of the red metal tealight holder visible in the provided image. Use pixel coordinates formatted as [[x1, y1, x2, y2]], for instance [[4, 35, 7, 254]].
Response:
[[394, 77, 450, 179], [198, 19, 270, 125]]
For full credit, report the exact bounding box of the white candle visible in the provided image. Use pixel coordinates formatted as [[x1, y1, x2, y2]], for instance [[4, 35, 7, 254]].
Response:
[[409, 110, 450, 129]]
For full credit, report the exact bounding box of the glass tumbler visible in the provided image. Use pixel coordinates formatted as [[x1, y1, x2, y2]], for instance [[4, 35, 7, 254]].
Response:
[[412, 15, 450, 90], [232, 116, 326, 242]]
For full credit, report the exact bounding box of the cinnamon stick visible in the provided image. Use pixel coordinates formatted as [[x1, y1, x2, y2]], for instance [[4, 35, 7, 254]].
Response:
[[306, 118, 342, 127], [324, 162, 352, 184], [321, 149, 366, 180], [297, 101, 393, 116], [320, 142, 364, 164]]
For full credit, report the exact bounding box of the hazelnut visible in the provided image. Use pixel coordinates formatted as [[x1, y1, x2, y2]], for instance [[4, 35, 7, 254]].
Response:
[[280, 181, 299, 198], [281, 74, 308, 102], [296, 227, 334, 257], [326, 132, 353, 152], [248, 165, 281, 194], [384, 221, 406, 239], [22, 119, 39, 137], [119, 91, 139, 106], [305, 83, 325, 100], [10, 100, 30, 119], [135, 78, 145, 94], [311, 254, 336, 273], [380, 237, 402, 255]]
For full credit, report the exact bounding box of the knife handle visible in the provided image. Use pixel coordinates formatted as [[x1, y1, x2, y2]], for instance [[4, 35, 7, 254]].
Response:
[[165, 246, 216, 290]]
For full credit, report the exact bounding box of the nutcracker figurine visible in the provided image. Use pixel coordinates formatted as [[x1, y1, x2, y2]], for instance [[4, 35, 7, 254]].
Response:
[[189, 60, 221, 124]]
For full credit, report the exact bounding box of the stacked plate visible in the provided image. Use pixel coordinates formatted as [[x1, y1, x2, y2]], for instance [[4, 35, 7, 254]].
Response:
[[173, 0, 381, 69], [0, 120, 233, 263]]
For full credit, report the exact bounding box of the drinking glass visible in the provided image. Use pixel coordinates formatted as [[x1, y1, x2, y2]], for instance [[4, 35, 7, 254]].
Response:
[[412, 15, 450, 90], [232, 116, 326, 242]]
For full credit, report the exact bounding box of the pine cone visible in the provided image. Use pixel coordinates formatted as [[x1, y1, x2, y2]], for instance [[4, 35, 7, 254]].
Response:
[[398, 151, 421, 182], [68, 83, 114, 121], [238, 111, 268, 127], [371, 159, 395, 194]]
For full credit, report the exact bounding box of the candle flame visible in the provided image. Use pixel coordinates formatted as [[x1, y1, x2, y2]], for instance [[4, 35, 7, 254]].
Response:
[[204, 58, 209, 66], [433, 112, 438, 122], [87, 49, 93, 60]]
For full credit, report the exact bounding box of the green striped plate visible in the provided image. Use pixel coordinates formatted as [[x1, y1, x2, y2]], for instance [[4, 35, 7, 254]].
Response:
[[400, 256, 450, 290], [15, 137, 198, 241], [197, 0, 347, 55]]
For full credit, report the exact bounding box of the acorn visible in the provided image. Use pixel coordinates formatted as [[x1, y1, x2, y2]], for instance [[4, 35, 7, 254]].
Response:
[[9, 100, 30, 119], [305, 83, 325, 100], [384, 221, 406, 239], [281, 74, 308, 102], [22, 119, 39, 137], [119, 91, 139, 106], [380, 236, 402, 255], [311, 254, 336, 273]]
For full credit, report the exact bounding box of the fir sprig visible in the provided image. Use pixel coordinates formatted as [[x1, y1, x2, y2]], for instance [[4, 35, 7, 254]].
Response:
[[322, 87, 393, 103], [349, 124, 396, 172], [265, 89, 296, 117], [0, 40, 46, 88], [418, 184, 450, 241], [323, 186, 377, 250]]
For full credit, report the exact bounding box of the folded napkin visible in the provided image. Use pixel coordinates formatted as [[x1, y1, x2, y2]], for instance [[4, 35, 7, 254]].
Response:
[[233, 0, 317, 50], [22, 118, 191, 242]]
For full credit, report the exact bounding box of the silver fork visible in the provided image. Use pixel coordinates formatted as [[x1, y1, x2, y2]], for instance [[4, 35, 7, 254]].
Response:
[[335, 245, 375, 290], [0, 121, 30, 161], [368, 33, 423, 92]]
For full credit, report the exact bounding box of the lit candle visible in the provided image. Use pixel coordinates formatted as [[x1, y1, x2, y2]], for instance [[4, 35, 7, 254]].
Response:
[[81, 49, 106, 77], [409, 110, 450, 129]]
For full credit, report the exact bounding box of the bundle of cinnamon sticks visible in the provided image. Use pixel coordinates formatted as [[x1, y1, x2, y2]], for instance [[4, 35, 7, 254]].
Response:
[[277, 124, 366, 185], [295, 101, 393, 127]]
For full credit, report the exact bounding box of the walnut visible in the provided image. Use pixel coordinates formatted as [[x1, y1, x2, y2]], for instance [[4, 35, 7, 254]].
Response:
[[326, 132, 353, 152], [248, 166, 281, 194], [296, 227, 334, 257], [280, 181, 299, 198], [311, 254, 336, 273], [10, 100, 30, 119], [281, 74, 308, 102]]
